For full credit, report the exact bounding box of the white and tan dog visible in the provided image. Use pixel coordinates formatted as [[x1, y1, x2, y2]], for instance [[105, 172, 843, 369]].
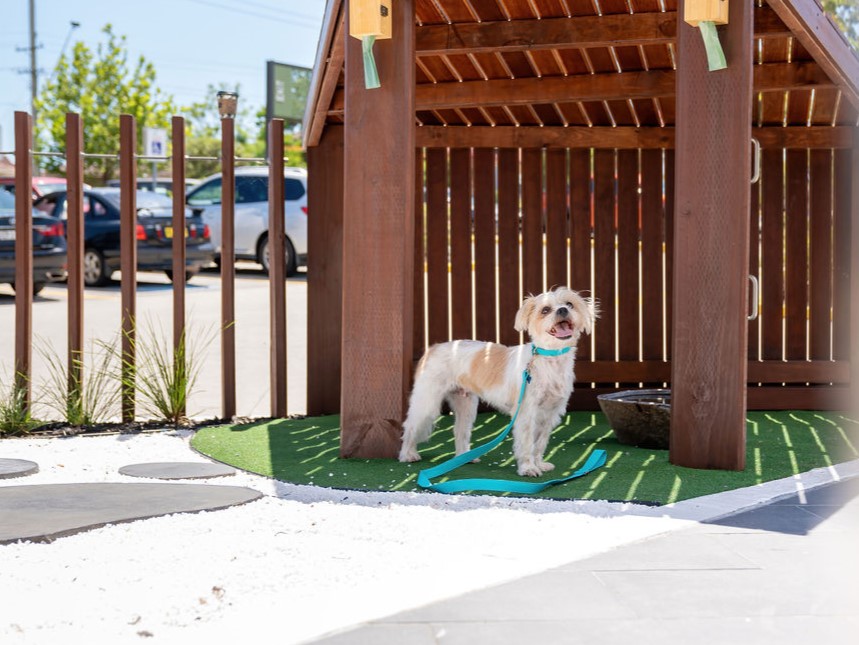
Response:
[[399, 287, 596, 477]]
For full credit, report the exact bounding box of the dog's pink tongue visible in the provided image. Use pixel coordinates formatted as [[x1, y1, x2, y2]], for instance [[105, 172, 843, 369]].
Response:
[[554, 320, 573, 338]]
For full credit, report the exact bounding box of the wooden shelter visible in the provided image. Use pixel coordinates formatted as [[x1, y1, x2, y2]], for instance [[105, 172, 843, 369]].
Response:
[[303, 0, 859, 470]]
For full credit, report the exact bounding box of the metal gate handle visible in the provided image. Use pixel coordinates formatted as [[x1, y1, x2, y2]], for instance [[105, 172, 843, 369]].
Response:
[[748, 274, 759, 321], [751, 138, 761, 184]]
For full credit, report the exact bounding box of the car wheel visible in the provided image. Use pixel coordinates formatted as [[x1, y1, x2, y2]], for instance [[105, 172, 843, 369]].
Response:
[[259, 234, 298, 277], [83, 248, 110, 287], [164, 269, 197, 283], [10, 282, 46, 295]]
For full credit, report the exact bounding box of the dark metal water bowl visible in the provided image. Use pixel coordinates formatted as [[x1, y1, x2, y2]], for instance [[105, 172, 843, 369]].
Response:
[[597, 389, 671, 450]]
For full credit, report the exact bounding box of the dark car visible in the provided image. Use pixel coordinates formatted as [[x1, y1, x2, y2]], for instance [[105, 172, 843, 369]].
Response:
[[0, 190, 67, 295], [33, 188, 215, 287]]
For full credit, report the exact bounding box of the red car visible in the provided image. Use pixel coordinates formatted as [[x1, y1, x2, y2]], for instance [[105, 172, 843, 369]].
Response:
[[0, 176, 90, 200]]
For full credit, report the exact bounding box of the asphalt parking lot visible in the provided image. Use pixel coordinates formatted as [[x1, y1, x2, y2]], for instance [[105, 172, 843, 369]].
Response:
[[0, 264, 308, 422]]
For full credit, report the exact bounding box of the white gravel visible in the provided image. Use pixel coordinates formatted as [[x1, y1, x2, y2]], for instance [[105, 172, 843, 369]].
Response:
[[1, 431, 856, 644]]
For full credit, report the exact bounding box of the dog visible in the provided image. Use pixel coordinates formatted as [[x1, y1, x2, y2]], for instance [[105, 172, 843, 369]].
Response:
[[399, 287, 597, 477]]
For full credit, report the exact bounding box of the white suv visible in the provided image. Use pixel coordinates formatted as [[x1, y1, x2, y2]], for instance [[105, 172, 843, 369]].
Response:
[[186, 166, 307, 275]]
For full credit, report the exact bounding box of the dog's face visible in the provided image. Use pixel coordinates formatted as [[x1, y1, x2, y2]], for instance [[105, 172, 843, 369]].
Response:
[[514, 288, 597, 349]]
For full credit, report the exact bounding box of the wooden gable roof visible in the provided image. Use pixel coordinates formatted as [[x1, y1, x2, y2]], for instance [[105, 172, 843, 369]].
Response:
[[303, 0, 859, 148]]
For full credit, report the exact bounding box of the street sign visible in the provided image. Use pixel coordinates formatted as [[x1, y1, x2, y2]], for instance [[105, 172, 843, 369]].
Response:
[[143, 127, 168, 156]]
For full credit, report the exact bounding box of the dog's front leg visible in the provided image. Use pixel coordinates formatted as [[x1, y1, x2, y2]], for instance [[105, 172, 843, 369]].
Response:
[[533, 408, 563, 473], [513, 414, 542, 477]]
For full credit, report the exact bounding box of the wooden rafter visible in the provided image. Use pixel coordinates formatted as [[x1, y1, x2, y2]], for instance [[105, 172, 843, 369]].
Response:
[[415, 6, 789, 57], [327, 62, 832, 114], [414, 125, 854, 149]]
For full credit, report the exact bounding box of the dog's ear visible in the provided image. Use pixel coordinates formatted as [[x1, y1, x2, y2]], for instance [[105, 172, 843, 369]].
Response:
[[580, 296, 598, 336], [514, 295, 536, 333]]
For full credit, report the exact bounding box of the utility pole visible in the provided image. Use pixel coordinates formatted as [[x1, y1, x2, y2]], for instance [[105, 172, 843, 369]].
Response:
[[28, 0, 38, 176]]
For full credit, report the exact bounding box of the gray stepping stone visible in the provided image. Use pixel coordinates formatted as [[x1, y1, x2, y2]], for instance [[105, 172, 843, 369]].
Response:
[[119, 461, 236, 480], [0, 482, 263, 544], [0, 458, 38, 479]]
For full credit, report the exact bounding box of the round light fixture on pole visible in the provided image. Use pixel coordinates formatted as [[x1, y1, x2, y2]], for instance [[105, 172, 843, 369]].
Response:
[[216, 91, 239, 119]]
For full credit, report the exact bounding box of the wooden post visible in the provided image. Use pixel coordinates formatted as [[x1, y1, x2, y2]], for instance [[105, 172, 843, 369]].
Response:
[[13, 112, 33, 407], [119, 114, 138, 422], [340, 0, 415, 458], [220, 116, 236, 419], [306, 125, 344, 416], [65, 113, 85, 401], [851, 131, 859, 413], [268, 118, 287, 418], [171, 116, 187, 419], [670, 0, 753, 470]]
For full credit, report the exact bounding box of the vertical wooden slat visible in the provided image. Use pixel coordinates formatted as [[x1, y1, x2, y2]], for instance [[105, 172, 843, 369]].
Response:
[[119, 114, 138, 422], [425, 147, 448, 345], [671, 0, 752, 471], [521, 148, 543, 297], [65, 112, 84, 400], [306, 125, 344, 415], [497, 148, 520, 345], [832, 148, 852, 366], [545, 148, 567, 289], [449, 148, 472, 339], [473, 148, 496, 341], [170, 116, 187, 418], [617, 149, 639, 365], [808, 149, 833, 362], [761, 149, 784, 361], [640, 148, 663, 363], [664, 149, 675, 356], [593, 149, 615, 363], [413, 148, 426, 360], [785, 149, 809, 361], [220, 116, 237, 419], [268, 119, 287, 417], [570, 148, 592, 362], [13, 112, 33, 406], [341, 0, 415, 458]]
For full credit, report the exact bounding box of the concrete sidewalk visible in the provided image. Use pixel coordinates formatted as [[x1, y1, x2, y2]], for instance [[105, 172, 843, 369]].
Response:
[[315, 478, 859, 645]]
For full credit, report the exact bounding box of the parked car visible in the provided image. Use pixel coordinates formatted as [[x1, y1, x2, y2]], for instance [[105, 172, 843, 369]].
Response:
[[0, 175, 91, 200], [185, 166, 307, 276], [0, 189, 67, 294], [105, 177, 200, 196], [32, 188, 215, 287]]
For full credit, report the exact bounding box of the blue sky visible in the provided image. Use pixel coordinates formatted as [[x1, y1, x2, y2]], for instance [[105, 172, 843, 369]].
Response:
[[0, 0, 327, 152]]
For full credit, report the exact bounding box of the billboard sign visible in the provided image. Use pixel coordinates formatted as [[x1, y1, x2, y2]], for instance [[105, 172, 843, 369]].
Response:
[[266, 61, 312, 127]]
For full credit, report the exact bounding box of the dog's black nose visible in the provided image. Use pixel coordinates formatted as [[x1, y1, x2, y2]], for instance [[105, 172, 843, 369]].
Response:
[[556, 306, 569, 316]]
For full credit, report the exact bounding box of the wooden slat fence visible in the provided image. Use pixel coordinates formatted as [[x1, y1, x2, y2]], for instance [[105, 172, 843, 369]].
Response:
[[413, 140, 851, 410]]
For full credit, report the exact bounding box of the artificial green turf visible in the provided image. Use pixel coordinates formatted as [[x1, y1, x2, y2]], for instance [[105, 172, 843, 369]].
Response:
[[190, 410, 859, 505]]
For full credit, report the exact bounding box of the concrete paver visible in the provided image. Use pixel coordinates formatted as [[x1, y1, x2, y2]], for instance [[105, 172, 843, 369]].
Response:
[[118, 461, 236, 479], [0, 482, 262, 544]]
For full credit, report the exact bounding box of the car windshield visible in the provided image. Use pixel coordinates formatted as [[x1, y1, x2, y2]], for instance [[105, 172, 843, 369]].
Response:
[[97, 190, 174, 210], [0, 189, 15, 210]]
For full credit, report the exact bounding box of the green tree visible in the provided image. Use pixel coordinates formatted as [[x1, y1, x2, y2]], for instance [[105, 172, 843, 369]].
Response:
[[823, 0, 859, 49], [36, 24, 175, 184]]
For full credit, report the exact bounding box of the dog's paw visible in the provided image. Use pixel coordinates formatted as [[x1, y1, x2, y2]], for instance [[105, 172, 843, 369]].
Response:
[[399, 448, 422, 463], [517, 463, 542, 477], [537, 461, 555, 473]]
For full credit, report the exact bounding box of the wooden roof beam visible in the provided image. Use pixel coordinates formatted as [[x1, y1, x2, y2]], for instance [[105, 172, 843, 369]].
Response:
[[327, 62, 832, 114], [414, 125, 853, 149], [415, 6, 790, 56]]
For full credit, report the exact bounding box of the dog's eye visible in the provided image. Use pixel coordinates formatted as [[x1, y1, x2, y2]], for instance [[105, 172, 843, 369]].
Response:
[[541, 306, 551, 315], [565, 302, 573, 308]]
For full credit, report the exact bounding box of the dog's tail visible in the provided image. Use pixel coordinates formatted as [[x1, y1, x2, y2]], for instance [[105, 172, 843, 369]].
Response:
[[403, 371, 446, 445]]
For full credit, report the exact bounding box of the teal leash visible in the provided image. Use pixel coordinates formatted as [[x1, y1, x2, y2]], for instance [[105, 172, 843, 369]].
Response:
[[416, 344, 607, 495]]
